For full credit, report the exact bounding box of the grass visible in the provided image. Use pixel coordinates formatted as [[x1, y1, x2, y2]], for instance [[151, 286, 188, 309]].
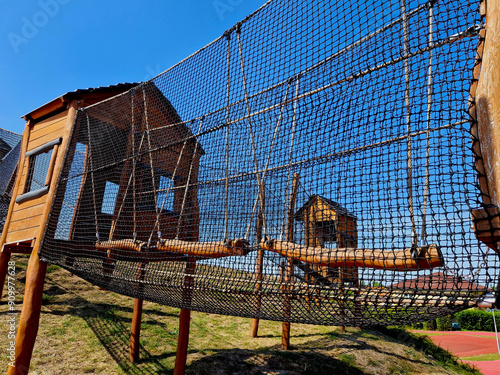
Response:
[[461, 353, 500, 361], [0, 256, 482, 374]]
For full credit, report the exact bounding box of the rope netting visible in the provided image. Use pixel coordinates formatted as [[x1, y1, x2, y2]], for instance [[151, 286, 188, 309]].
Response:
[[0, 130, 22, 229], [39, 0, 498, 326]]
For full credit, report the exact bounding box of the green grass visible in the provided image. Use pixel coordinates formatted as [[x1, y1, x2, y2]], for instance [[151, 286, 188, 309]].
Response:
[[0, 259, 483, 375], [461, 353, 500, 361]]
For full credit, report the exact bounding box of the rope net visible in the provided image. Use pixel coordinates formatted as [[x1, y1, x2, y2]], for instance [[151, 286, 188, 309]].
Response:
[[0, 130, 21, 229], [39, 0, 498, 326]]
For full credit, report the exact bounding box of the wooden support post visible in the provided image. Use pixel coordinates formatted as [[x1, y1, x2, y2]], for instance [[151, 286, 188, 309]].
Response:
[[174, 308, 191, 375], [129, 260, 147, 362], [7, 102, 77, 375], [174, 258, 196, 375], [282, 173, 299, 350], [475, 0, 500, 208], [250, 247, 263, 337], [129, 298, 144, 362], [7, 251, 47, 375], [251, 180, 265, 337]]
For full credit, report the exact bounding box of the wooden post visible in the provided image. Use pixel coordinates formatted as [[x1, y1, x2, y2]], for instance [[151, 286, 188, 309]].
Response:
[[250, 181, 265, 337], [174, 257, 196, 375], [129, 298, 144, 362], [7, 251, 47, 375], [282, 173, 299, 350], [250, 249, 263, 337], [129, 262, 146, 362], [7, 102, 77, 375], [475, 0, 500, 207]]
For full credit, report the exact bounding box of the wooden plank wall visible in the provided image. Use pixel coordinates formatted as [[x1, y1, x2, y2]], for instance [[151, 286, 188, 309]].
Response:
[[5, 111, 68, 244]]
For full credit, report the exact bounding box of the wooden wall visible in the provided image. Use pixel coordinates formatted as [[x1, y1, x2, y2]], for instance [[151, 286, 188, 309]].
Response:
[[5, 110, 69, 244]]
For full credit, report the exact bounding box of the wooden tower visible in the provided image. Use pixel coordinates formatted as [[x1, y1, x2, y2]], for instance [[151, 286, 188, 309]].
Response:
[[295, 195, 359, 285], [0, 82, 205, 374]]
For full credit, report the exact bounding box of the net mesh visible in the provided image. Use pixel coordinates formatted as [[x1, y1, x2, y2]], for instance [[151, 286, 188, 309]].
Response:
[[39, 0, 498, 326], [0, 130, 21, 229]]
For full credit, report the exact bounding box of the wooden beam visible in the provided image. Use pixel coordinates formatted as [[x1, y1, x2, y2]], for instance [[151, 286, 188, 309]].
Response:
[[282, 173, 300, 350], [43, 144, 60, 186], [6, 250, 47, 375], [475, 0, 500, 207], [2, 239, 35, 255], [261, 240, 444, 271], [471, 206, 500, 252], [156, 238, 250, 258], [129, 298, 144, 362], [7, 101, 78, 374], [174, 308, 191, 375], [250, 180, 265, 338], [129, 259, 147, 363], [174, 258, 196, 375]]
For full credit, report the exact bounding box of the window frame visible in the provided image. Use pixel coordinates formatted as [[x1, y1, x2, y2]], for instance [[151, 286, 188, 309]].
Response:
[[16, 137, 62, 204]]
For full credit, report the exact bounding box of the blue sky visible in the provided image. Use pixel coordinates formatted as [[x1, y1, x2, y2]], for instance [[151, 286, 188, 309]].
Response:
[[0, 0, 266, 134]]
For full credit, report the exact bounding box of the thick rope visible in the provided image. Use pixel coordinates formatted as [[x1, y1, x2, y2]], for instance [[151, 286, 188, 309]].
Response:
[[142, 86, 160, 245], [281, 76, 301, 240], [175, 118, 204, 239], [131, 90, 137, 240], [402, 0, 418, 249], [246, 81, 292, 239], [85, 112, 100, 242], [237, 26, 266, 240], [148, 130, 189, 244], [224, 35, 231, 241], [421, 4, 434, 244]]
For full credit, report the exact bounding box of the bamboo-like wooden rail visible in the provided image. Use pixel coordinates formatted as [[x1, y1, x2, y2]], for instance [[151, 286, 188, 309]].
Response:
[[260, 239, 444, 271]]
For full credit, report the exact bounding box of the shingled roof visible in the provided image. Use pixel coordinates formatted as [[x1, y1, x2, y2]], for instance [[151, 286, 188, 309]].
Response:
[[295, 194, 357, 221], [391, 271, 488, 292]]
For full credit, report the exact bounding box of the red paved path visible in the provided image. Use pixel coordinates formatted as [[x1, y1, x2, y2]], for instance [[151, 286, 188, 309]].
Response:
[[415, 331, 500, 375]]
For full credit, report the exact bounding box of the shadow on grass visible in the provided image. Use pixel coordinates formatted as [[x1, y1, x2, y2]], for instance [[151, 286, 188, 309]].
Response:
[[184, 346, 366, 375], [80, 303, 174, 375]]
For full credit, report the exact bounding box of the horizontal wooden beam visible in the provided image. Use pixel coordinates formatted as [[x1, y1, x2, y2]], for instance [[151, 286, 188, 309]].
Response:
[[1, 239, 35, 254], [156, 238, 250, 258], [471, 206, 500, 252], [260, 239, 444, 271]]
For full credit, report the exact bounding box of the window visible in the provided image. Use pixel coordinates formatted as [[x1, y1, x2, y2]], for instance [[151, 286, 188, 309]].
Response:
[[157, 175, 174, 212], [102, 181, 119, 215], [16, 138, 62, 204], [54, 142, 87, 240], [25, 149, 53, 193]]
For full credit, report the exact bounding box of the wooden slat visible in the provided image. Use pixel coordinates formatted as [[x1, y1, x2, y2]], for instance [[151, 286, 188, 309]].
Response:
[[15, 159, 30, 196], [29, 119, 66, 141], [27, 131, 65, 152], [9, 204, 45, 223], [30, 111, 67, 133], [7, 215, 43, 233], [12, 195, 48, 211], [27, 98, 65, 121], [5, 226, 41, 244]]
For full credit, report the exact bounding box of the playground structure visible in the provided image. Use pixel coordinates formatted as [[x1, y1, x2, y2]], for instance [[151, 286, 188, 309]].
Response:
[[0, 128, 22, 230], [2, 0, 500, 374]]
